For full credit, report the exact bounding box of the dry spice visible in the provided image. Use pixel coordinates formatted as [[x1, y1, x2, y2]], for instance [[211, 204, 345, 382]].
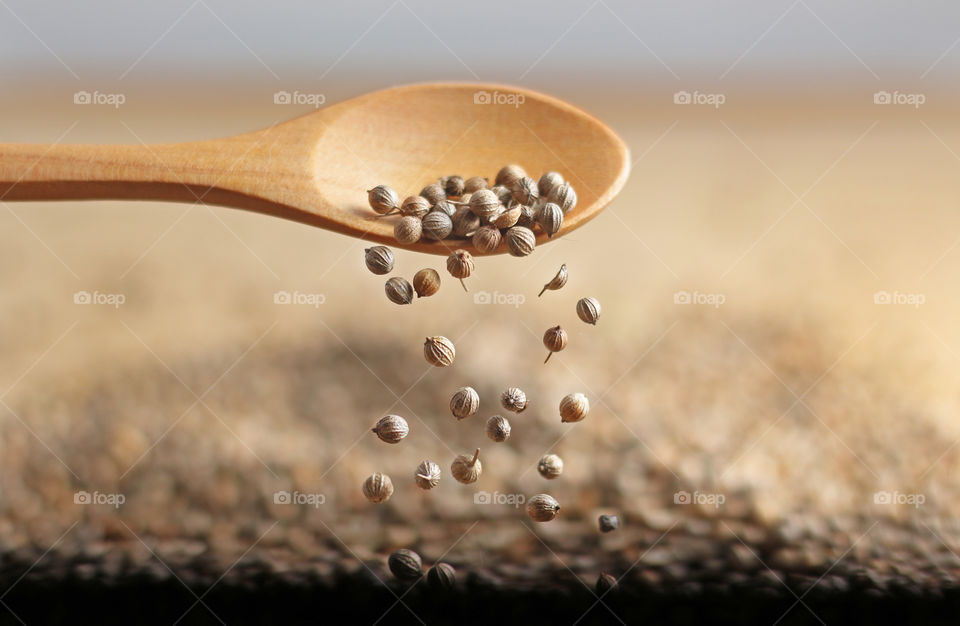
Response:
[[537, 454, 563, 479], [441, 175, 464, 198], [372, 415, 409, 444], [542, 325, 567, 363], [505, 226, 536, 257], [362, 472, 393, 503], [598, 514, 620, 533], [468, 189, 502, 220], [451, 206, 481, 237], [576, 297, 601, 325], [511, 176, 539, 206], [401, 195, 431, 218], [364, 246, 395, 275], [516, 204, 538, 230], [420, 183, 446, 205], [368, 185, 400, 215], [450, 386, 479, 419], [446, 249, 475, 291], [596, 573, 618, 595], [432, 199, 457, 217], [526, 494, 560, 522], [463, 176, 488, 194], [538, 264, 568, 297], [424, 336, 455, 367], [500, 387, 527, 413], [388, 549, 423, 581], [492, 205, 521, 230], [385, 277, 414, 305], [414, 460, 441, 490], [548, 181, 577, 213], [451, 448, 482, 484], [394, 216, 422, 244], [472, 225, 502, 254], [421, 211, 453, 240], [491, 184, 513, 207], [495, 164, 526, 188], [560, 392, 589, 423], [538, 171, 564, 198], [412, 268, 441, 297], [485, 415, 511, 442], [427, 562, 456, 590], [537, 202, 564, 238]]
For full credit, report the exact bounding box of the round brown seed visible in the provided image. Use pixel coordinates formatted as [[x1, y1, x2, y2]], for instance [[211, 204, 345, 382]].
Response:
[[420, 183, 446, 205], [424, 336, 455, 367], [511, 176, 539, 206], [500, 387, 527, 413], [538, 171, 564, 198], [362, 472, 393, 503], [560, 393, 589, 423], [446, 249, 475, 291], [543, 325, 567, 363], [450, 386, 479, 419], [576, 297, 601, 325], [427, 562, 456, 590], [472, 225, 502, 254], [450, 448, 482, 484], [372, 415, 409, 444], [495, 164, 526, 188], [394, 216, 423, 244], [468, 189, 502, 220], [506, 226, 536, 257], [364, 246, 395, 275], [388, 549, 423, 581], [422, 211, 453, 240], [441, 175, 464, 198], [385, 277, 414, 305], [452, 206, 481, 237], [526, 494, 560, 522], [537, 202, 564, 238], [368, 185, 400, 215], [485, 415, 511, 442], [548, 181, 577, 214], [463, 176, 489, 194], [412, 268, 441, 298], [401, 195, 431, 218], [537, 454, 563, 479]]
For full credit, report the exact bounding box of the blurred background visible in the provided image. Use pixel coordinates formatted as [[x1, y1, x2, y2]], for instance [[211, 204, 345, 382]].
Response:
[[3, 0, 960, 622]]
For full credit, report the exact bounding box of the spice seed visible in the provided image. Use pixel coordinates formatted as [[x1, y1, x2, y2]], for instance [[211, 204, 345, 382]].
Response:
[[495, 164, 527, 188], [421, 211, 453, 240], [598, 514, 620, 533], [427, 562, 456, 590], [446, 249, 475, 291], [505, 226, 536, 257], [394, 215, 423, 244], [500, 387, 527, 413], [451, 448, 482, 484], [412, 268, 441, 298], [362, 472, 394, 503], [364, 246, 395, 275], [388, 549, 423, 581], [385, 277, 414, 305], [485, 415, 511, 442], [372, 415, 409, 444], [424, 336, 455, 367], [414, 460, 441, 490], [450, 386, 479, 420], [538, 264, 568, 297], [401, 195, 431, 218], [576, 297, 601, 325], [560, 393, 589, 423], [537, 454, 563, 479], [367, 185, 400, 215], [526, 494, 561, 522], [543, 325, 568, 363]]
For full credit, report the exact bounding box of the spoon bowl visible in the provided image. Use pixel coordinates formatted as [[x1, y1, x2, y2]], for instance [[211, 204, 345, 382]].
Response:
[[0, 83, 629, 255]]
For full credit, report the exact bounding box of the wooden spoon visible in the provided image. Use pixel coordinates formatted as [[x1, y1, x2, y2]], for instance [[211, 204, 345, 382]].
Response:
[[0, 83, 629, 255]]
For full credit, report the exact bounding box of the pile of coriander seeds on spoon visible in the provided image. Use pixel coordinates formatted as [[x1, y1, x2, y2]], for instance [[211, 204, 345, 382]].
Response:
[[359, 166, 618, 590], [367, 164, 577, 256]]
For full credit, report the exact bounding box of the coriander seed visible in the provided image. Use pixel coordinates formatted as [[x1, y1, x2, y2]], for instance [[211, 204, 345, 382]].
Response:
[[388, 549, 423, 581], [468, 189, 503, 220], [548, 181, 577, 214], [491, 184, 513, 206], [537, 202, 564, 238], [463, 176, 488, 193], [560, 392, 589, 423], [441, 175, 465, 198], [485, 415, 511, 442], [427, 562, 456, 590], [362, 472, 394, 503], [492, 205, 521, 230], [517, 204, 538, 229], [576, 297, 601, 325], [526, 494, 560, 522], [385, 277, 414, 305], [538, 264, 568, 297], [495, 164, 526, 188], [420, 183, 446, 205], [364, 246, 395, 275], [424, 336, 455, 367], [472, 225, 502, 254], [452, 206, 481, 237], [596, 573, 618, 595], [394, 215, 423, 244], [511, 176, 539, 206], [543, 325, 567, 363], [432, 199, 457, 217], [450, 448, 482, 484], [538, 171, 564, 198], [422, 210, 453, 240], [413, 268, 441, 298], [500, 387, 527, 413], [505, 226, 536, 257], [446, 249, 475, 291], [401, 195, 431, 218], [368, 185, 400, 215], [598, 514, 620, 533], [537, 454, 563, 479], [450, 386, 479, 419], [372, 415, 409, 444], [415, 460, 441, 490]]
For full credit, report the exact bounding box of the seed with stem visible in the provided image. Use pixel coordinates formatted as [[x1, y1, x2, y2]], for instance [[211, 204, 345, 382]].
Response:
[[539, 264, 568, 297], [446, 249, 475, 291], [450, 386, 479, 419], [414, 460, 441, 490], [451, 448, 482, 484], [424, 336, 455, 367], [364, 246, 395, 275], [372, 415, 409, 444], [542, 325, 567, 363], [413, 268, 441, 297], [526, 494, 560, 522], [362, 472, 393, 503], [485, 415, 511, 442]]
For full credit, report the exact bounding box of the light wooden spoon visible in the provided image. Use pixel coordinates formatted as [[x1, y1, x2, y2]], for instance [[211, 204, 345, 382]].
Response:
[[0, 83, 629, 255]]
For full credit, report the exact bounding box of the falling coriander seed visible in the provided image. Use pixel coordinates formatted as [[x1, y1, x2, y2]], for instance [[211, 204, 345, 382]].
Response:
[[576, 297, 601, 325], [500, 387, 527, 413], [598, 514, 620, 533], [401, 195, 431, 218], [539, 264, 568, 297], [362, 472, 394, 503], [364, 246, 395, 275], [394, 215, 423, 244], [451, 448, 482, 484], [427, 562, 456, 590], [537, 202, 564, 238], [526, 494, 561, 522], [368, 185, 400, 215], [450, 386, 479, 420], [485, 415, 511, 442], [446, 249, 475, 291], [388, 549, 423, 581], [414, 460, 441, 490], [385, 277, 414, 305], [412, 268, 441, 298], [505, 226, 536, 257], [372, 415, 409, 444], [542, 325, 568, 363], [560, 393, 589, 423], [537, 454, 563, 479], [596, 573, 618, 595], [424, 336, 455, 367]]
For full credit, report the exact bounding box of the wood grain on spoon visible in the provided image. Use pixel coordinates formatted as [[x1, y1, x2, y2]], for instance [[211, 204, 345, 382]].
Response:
[[0, 83, 630, 255]]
